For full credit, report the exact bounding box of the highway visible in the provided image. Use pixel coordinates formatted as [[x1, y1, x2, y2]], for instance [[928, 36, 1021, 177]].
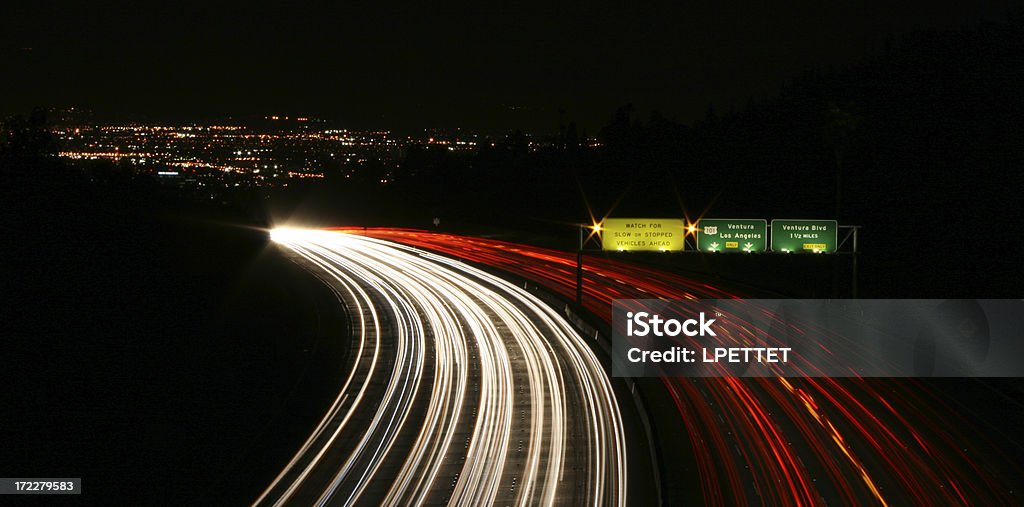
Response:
[[353, 228, 1020, 506], [255, 228, 627, 506]]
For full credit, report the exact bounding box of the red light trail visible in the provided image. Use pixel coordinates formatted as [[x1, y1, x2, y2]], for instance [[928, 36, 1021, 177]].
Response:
[[340, 227, 1019, 506]]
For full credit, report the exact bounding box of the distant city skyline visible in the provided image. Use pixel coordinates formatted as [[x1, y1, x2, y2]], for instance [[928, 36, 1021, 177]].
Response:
[[4, 1, 1015, 132], [49, 113, 519, 193], [38, 106, 553, 137]]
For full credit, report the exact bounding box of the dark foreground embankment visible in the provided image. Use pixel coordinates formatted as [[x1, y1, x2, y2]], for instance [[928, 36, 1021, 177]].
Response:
[[3, 182, 351, 505]]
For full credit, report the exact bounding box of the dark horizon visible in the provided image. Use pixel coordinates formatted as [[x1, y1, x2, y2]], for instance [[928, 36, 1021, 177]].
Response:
[[4, 1, 1017, 133]]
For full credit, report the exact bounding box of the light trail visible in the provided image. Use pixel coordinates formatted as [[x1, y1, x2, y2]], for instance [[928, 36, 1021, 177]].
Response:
[[254, 228, 626, 506], [353, 227, 1021, 506]]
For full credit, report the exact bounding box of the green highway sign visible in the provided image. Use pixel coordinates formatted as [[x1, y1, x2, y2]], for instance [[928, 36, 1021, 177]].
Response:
[[697, 219, 767, 253], [771, 219, 838, 253], [600, 218, 686, 251]]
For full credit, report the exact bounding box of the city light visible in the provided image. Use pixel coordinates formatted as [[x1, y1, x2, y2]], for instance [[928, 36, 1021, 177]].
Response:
[[48, 119, 490, 191]]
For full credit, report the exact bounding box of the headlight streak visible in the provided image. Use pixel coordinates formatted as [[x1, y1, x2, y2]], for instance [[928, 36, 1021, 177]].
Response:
[[352, 227, 1021, 507], [255, 229, 627, 506], [253, 242, 385, 506]]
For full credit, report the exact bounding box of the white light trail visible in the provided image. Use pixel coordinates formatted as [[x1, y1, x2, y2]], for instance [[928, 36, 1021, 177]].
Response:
[[254, 229, 627, 506]]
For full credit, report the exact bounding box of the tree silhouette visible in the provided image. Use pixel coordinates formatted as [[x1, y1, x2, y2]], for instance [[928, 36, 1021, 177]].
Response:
[[0, 108, 55, 176], [823, 101, 863, 220]]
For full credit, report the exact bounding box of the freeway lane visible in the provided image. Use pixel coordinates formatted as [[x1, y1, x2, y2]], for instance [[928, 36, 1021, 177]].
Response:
[[255, 229, 626, 506], [352, 228, 1020, 506]]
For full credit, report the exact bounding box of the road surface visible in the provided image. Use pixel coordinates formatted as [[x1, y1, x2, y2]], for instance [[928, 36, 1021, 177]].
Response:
[[254, 229, 627, 506], [351, 227, 1020, 506]]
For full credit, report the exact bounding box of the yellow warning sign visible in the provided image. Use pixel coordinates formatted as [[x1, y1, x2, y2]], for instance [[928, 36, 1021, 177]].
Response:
[[600, 218, 686, 251]]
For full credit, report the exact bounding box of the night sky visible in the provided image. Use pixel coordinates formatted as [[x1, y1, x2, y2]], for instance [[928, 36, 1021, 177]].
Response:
[[2, 1, 1014, 131]]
